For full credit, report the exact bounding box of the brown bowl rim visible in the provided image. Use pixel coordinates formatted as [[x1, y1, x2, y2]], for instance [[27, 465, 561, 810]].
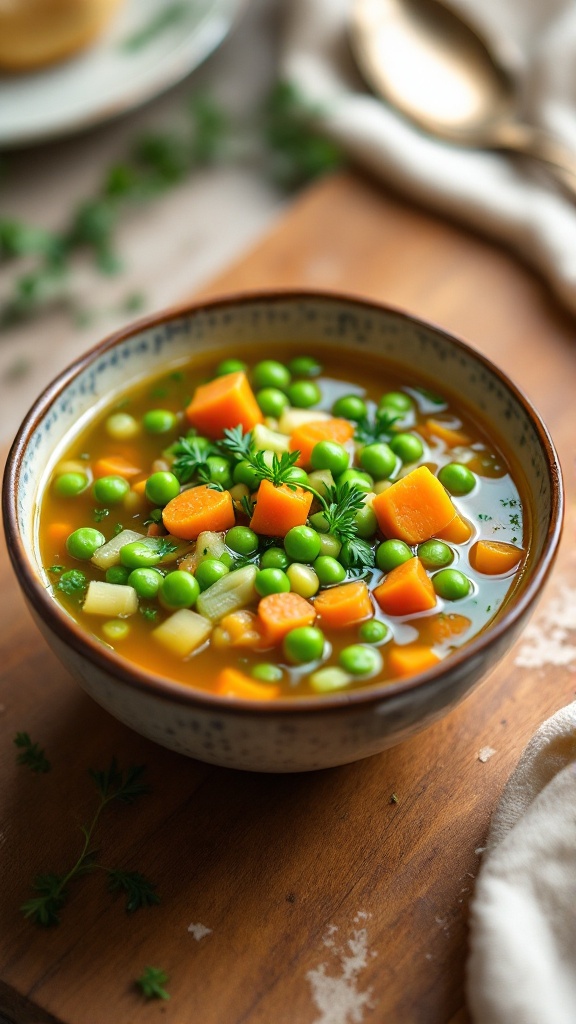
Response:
[[2, 287, 564, 718]]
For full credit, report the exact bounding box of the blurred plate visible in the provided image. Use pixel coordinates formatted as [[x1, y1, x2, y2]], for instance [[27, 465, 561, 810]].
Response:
[[0, 0, 245, 148]]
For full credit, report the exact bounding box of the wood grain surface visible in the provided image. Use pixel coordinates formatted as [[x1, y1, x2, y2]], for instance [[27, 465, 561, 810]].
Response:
[[1, 171, 575, 1024]]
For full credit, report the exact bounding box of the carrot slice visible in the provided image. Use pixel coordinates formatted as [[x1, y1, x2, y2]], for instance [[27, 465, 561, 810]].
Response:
[[435, 512, 472, 544], [422, 612, 472, 645], [387, 643, 441, 677], [313, 580, 373, 628], [47, 522, 73, 549], [470, 540, 524, 575], [372, 465, 456, 544], [214, 667, 280, 700], [423, 419, 471, 448], [257, 592, 316, 645], [93, 455, 142, 479], [185, 371, 263, 438], [289, 418, 355, 467], [162, 484, 235, 540], [249, 479, 313, 537], [373, 557, 436, 616]]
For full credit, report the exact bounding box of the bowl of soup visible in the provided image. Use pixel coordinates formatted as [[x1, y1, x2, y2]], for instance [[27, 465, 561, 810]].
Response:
[[2, 290, 563, 771]]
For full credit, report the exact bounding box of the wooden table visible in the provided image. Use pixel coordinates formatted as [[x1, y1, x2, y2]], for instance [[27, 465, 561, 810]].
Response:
[[2, 171, 575, 1024]]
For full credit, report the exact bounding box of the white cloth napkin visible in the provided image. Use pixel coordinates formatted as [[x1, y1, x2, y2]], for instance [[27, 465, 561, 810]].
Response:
[[466, 701, 576, 1024], [280, 0, 576, 315]]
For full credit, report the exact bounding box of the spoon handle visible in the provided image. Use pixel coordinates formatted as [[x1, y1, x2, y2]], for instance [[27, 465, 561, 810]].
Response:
[[494, 121, 576, 198]]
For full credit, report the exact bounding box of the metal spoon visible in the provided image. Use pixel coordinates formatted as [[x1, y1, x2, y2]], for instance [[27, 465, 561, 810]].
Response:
[[349, 0, 576, 195]]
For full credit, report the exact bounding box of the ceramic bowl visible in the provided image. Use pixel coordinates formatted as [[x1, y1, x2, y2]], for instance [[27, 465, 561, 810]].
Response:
[[2, 291, 563, 772]]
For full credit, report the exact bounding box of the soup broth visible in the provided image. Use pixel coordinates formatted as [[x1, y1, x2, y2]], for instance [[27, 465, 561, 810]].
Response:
[[39, 346, 528, 699]]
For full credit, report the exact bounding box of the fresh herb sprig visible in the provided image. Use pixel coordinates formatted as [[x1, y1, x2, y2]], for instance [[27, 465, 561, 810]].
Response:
[[218, 425, 254, 463], [354, 407, 399, 446], [171, 436, 216, 484], [14, 732, 51, 774], [21, 759, 159, 927], [136, 966, 170, 1001]]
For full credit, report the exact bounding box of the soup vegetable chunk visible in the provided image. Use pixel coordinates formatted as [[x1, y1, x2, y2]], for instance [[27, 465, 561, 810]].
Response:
[[40, 350, 527, 699]]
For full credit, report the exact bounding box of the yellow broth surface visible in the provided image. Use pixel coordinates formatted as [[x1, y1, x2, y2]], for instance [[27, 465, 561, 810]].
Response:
[[39, 347, 528, 698]]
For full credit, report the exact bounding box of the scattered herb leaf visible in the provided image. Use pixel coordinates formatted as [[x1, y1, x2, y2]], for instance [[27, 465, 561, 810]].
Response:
[[136, 966, 170, 1001], [14, 732, 51, 774]]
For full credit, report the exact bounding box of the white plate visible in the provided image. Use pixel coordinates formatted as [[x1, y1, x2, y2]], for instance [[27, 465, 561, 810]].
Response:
[[0, 0, 245, 148]]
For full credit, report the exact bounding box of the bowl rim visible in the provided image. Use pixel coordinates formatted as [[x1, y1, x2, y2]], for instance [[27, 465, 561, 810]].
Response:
[[2, 287, 564, 717]]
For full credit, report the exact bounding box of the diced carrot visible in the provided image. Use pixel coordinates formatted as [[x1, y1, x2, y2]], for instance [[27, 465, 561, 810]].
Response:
[[435, 512, 472, 544], [162, 484, 235, 541], [387, 643, 441, 677], [214, 667, 280, 700], [146, 522, 166, 537], [313, 580, 373, 628], [373, 557, 437, 616], [132, 479, 148, 497], [185, 371, 263, 438], [213, 610, 266, 649], [424, 419, 471, 448], [93, 455, 142, 479], [257, 592, 316, 645], [289, 418, 355, 467], [470, 540, 524, 575], [423, 612, 472, 645], [249, 479, 313, 537], [372, 465, 456, 544], [47, 522, 73, 549]]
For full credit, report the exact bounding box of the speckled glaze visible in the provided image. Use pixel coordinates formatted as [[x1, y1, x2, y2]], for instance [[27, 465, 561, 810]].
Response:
[[2, 291, 564, 772]]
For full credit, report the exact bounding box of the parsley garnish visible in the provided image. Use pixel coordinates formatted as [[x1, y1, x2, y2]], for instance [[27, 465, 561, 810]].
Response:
[[154, 538, 178, 559], [14, 732, 51, 774], [93, 507, 110, 522], [48, 564, 65, 574], [21, 759, 157, 927], [56, 570, 87, 595], [171, 435, 216, 483], [354, 408, 399, 446], [219, 425, 254, 463], [136, 966, 170, 1001]]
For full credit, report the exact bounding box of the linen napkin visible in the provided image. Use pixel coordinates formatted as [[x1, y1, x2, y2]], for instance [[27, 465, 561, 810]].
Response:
[[466, 701, 576, 1024], [280, 0, 576, 315]]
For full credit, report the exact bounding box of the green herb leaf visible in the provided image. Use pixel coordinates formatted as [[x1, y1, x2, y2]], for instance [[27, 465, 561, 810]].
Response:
[[136, 966, 170, 1001], [21, 874, 68, 927], [171, 436, 215, 483], [107, 869, 160, 913], [56, 570, 87, 595], [89, 759, 150, 804], [354, 408, 399, 446], [14, 732, 51, 774], [219, 425, 254, 463]]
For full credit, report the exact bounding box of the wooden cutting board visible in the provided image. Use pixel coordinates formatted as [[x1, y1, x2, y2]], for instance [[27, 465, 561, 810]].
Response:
[[2, 171, 576, 1024]]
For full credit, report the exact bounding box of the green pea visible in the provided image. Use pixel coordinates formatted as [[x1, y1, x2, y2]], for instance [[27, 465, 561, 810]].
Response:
[[160, 570, 200, 608], [284, 525, 322, 563], [339, 644, 383, 675], [105, 412, 139, 440], [284, 466, 309, 486], [120, 540, 162, 569], [332, 394, 367, 421], [102, 620, 130, 641], [358, 620, 390, 644], [256, 387, 289, 417], [233, 460, 261, 490], [194, 559, 230, 591], [286, 563, 319, 598], [317, 533, 342, 558], [359, 443, 396, 480], [310, 440, 349, 476], [105, 565, 131, 585], [354, 505, 378, 539], [433, 568, 472, 600], [283, 626, 325, 664], [53, 472, 89, 498], [145, 471, 180, 506], [128, 567, 163, 599], [336, 469, 373, 494], [438, 462, 476, 496], [255, 568, 291, 596], [66, 527, 105, 560], [309, 511, 330, 533], [313, 555, 346, 586], [252, 360, 291, 390], [417, 540, 454, 570], [215, 358, 247, 376], [376, 539, 413, 572], [219, 551, 235, 569], [142, 409, 177, 434], [286, 380, 322, 408], [206, 455, 233, 488], [260, 547, 290, 570], [93, 475, 130, 505], [389, 432, 424, 464], [251, 663, 283, 683], [287, 355, 322, 378], [379, 391, 413, 414], [226, 526, 259, 555]]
